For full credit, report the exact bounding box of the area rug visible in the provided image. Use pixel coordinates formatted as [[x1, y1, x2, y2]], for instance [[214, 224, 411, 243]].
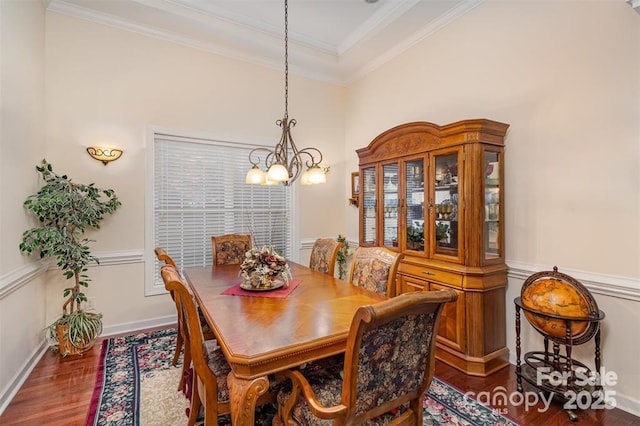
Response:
[[86, 328, 519, 425]]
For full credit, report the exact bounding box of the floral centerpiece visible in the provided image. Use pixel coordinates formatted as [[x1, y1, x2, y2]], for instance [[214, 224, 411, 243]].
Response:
[[239, 246, 291, 289]]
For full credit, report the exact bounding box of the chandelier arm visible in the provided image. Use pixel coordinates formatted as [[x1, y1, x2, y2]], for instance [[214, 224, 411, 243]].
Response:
[[248, 147, 277, 168], [296, 148, 324, 169]]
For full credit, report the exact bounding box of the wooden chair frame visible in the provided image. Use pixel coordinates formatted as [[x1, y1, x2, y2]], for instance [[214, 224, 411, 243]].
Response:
[[162, 265, 229, 425], [155, 247, 184, 369], [156, 247, 216, 394]]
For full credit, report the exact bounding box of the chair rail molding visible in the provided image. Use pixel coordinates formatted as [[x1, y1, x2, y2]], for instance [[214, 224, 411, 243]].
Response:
[[89, 250, 145, 266], [299, 237, 359, 251], [0, 259, 50, 300], [507, 260, 640, 302]]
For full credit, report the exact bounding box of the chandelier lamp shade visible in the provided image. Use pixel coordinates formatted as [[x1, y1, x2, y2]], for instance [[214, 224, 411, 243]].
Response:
[[246, 0, 326, 186]]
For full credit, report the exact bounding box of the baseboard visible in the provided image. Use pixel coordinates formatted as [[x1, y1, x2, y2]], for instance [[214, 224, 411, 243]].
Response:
[[101, 314, 177, 337], [0, 338, 49, 416]]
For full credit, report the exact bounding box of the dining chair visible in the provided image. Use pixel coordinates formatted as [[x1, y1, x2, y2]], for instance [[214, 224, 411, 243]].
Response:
[[309, 238, 343, 276], [155, 247, 185, 369], [161, 264, 231, 425], [161, 265, 280, 425], [275, 289, 458, 425], [211, 234, 252, 266], [348, 246, 403, 297], [156, 247, 216, 393]]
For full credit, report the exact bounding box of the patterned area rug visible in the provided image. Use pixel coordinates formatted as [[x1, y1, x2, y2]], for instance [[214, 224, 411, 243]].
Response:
[[85, 328, 519, 425]]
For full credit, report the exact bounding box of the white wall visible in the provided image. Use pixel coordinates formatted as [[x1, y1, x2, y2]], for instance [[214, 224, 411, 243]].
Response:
[[345, 0, 639, 414], [0, 0, 48, 413]]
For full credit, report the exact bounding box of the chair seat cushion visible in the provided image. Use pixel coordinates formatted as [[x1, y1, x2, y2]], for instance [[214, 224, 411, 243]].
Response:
[[203, 341, 231, 402], [197, 306, 215, 335]]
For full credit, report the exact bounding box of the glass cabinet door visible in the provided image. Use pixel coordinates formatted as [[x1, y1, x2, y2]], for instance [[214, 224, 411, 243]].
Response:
[[484, 150, 501, 260], [382, 163, 399, 248], [433, 150, 460, 258], [404, 159, 425, 253], [361, 167, 377, 245]]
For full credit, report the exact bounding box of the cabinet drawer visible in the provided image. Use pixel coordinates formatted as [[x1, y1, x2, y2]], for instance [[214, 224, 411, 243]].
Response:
[[398, 274, 427, 294], [398, 263, 462, 287]]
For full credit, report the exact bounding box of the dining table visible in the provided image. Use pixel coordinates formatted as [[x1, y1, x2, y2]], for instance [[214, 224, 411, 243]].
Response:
[[182, 261, 387, 425]]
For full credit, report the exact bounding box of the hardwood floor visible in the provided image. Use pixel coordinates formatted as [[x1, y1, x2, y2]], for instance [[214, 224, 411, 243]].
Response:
[[1, 329, 638, 425]]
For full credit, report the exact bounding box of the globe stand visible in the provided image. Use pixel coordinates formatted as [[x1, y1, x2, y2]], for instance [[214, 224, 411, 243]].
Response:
[[514, 267, 605, 422]]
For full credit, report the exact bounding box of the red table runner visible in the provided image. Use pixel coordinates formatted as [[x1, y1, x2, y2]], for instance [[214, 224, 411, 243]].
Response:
[[221, 278, 302, 298]]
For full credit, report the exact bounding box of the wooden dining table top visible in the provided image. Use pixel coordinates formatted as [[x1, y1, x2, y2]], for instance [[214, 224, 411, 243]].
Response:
[[182, 262, 388, 379]]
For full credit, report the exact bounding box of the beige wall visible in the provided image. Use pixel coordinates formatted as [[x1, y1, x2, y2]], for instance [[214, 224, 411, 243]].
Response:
[[0, 0, 48, 411], [345, 0, 639, 413], [42, 12, 346, 328], [1, 5, 346, 410]]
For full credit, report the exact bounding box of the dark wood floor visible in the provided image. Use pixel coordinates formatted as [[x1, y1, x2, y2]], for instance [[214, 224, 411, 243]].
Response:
[[1, 328, 638, 425]]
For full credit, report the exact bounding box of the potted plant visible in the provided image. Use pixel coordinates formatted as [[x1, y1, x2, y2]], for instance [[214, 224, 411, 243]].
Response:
[[19, 160, 121, 356], [336, 234, 351, 280], [436, 222, 451, 244], [407, 223, 424, 250]]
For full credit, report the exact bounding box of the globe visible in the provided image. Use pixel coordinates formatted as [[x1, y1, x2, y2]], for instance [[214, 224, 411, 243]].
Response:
[[521, 271, 599, 344]]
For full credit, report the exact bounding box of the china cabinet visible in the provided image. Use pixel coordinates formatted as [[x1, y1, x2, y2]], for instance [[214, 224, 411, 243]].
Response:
[[357, 119, 509, 376]]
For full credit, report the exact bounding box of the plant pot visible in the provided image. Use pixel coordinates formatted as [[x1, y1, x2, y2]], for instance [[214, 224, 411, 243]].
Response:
[[51, 311, 102, 357], [407, 241, 422, 250], [55, 323, 95, 356]]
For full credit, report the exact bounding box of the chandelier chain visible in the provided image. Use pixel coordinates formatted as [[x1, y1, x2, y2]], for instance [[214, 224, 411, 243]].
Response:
[[245, 0, 326, 186], [284, 0, 289, 119]]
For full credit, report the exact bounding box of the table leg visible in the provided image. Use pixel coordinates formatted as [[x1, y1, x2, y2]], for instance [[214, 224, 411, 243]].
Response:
[[227, 372, 269, 425]]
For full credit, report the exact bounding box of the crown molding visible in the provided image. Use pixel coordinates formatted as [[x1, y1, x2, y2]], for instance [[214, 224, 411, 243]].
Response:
[[46, 0, 482, 86]]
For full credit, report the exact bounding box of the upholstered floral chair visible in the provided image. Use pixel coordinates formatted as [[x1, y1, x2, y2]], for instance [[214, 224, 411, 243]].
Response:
[[348, 247, 403, 297], [211, 234, 252, 266], [309, 238, 343, 276], [275, 289, 458, 425]]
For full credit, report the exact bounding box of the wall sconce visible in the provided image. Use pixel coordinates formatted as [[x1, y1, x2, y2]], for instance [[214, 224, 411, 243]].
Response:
[[86, 147, 123, 165]]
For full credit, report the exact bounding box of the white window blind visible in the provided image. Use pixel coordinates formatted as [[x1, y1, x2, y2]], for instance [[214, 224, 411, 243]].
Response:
[[151, 134, 293, 292]]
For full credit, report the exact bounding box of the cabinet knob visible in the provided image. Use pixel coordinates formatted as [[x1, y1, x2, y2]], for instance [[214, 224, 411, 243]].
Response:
[[422, 271, 436, 276]]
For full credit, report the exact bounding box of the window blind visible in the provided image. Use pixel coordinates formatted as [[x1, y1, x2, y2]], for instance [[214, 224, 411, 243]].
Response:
[[151, 134, 293, 292]]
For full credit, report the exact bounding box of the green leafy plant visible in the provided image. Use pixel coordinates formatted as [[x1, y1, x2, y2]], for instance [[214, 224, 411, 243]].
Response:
[[436, 222, 451, 241], [407, 223, 424, 243], [19, 160, 121, 354], [336, 234, 350, 280]]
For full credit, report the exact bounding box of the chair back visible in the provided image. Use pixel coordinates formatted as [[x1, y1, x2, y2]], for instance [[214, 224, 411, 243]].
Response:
[[309, 238, 343, 276], [211, 234, 252, 266], [342, 289, 457, 424], [154, 246, 177, 268], [348, 247, 403, 297]]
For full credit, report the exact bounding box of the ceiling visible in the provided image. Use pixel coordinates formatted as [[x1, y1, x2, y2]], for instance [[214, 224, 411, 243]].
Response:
[[46, 0, 482, 85]]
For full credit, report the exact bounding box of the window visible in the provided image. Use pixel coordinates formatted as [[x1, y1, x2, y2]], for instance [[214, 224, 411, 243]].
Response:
[[146, 131, 294, 295]]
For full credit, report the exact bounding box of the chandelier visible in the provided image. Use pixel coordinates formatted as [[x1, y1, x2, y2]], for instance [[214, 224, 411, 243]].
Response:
[[245, 0, 326, 186]]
